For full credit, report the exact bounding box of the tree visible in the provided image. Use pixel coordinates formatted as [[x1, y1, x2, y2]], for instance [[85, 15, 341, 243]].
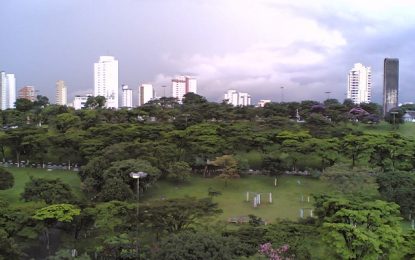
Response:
[[154, 231, 238, 260], [140, 197, 222, 234], [377, 171, 415, 218], [0, 168, 14, 190], [342, 134, 372, 167], [315, 195, 403, 259], [99, 178, 134, 201], [14, 98, 34, 112], [21, 178, 75, 204], [211, 155, 240, 186], [167, 161, 192, 183], [84, 96, 106, 109], [102, 159, 161, 195], [33, 204, 80, 250], [54, 113, 81, 132]]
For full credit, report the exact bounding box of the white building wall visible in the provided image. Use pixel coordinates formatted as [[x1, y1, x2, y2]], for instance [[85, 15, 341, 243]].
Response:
[[224, 89, 251, 106], [139, 84, 154, 106], [347, 63, 372, 104], [94, 56, 119, 108], [122, 85, 133, 108], [171, 76, 197, 102], [257, 99, 271, 107], [73, 94, 92, 110]]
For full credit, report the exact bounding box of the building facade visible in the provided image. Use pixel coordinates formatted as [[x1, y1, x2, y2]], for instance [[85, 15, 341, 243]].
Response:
[[55, 80, 67, 105], [94, 56, 119, 108], [18, 86, 36, 102], [224, 89, 251, 106], [121, 85, 133, 108], [347, 63, 372, 104], [0, 72, 16, 110], [72, 94, 92, 110], [139, 84, 154, 106], [257, 99, 271, 107], [383, 58, 399, 115], [171, 76, 197, 102]]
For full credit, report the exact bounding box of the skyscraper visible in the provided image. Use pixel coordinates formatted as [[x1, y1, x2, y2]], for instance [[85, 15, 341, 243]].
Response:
[[383, 58, 399, 115], [171, 76, 197, 102], [94, 56, 119, 108], [55, 80, 67, 105], [0, 72, 16, 109], [139, 84, 154, 106], [122, 85, 133, 108], [347, 63, 372, 104]]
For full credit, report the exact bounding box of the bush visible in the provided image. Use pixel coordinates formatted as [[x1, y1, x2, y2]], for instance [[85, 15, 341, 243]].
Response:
[[0, 168, 14, 190]]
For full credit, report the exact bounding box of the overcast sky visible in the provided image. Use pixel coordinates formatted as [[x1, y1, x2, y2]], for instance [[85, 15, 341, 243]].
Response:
[[1, 0, 415, 104]]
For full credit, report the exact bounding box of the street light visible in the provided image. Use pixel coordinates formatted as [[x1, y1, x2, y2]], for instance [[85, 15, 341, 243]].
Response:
[[390, 111, 398, 130], [130, 171, 148, 259]]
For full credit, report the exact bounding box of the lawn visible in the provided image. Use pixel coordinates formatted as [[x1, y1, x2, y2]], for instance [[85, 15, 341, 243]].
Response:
[[143, 175, 331, 223], [354, 121, 415, 138], [0, 167, 82, 204]]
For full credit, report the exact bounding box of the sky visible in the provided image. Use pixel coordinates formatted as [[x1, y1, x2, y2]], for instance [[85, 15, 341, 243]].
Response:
[[1, 0, 415, 104]]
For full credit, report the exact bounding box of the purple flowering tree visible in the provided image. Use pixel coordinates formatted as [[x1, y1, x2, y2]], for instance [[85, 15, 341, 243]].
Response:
[[259, 243, 293, 260]]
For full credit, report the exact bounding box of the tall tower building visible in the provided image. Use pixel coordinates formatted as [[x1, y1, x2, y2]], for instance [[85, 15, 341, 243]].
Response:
[[0, 72, 16, 109], [18, 86, 36, 101], [94, 56, 119, 108], [55, 80, 67, 105], [171, 76, 197, 102], [383, 58, 399, 115], [122, 85, 133, 108], [139, 84, 154, 106], [347, 63, 372, 104]]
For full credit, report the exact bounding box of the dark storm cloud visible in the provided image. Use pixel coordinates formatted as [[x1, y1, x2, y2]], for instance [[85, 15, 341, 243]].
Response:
[[1, 0, 414, 104]]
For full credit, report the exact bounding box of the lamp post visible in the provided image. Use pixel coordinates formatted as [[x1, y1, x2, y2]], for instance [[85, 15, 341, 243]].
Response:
[[130, 171, 148, 259], [390, 111, 398, 130]]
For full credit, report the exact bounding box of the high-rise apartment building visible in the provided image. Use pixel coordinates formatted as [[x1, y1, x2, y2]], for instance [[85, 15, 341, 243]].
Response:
[[139, 84, 154, 106], [347, 63, 372, 104], [224, 89, 251, 106], [55, 80, 67, 105], [171, 76, 197, 102], [94, 56, 119, 108], [122, 85, 133, 108], [0, 72, 16, 109], [383, 58, 399, 115], [18, 86, 36, 102]]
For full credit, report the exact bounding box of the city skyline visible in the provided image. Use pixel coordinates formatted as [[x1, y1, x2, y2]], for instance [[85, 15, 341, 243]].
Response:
[[1, 1, 415, 103]]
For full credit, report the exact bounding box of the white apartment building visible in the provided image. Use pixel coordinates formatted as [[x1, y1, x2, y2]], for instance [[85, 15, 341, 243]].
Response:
[[55, 80, 67, 105], [171, 76, 197, 102], [224, 89, 251, 106], [72, 94, 92, 110], [122, 85, 133, 108], [347, 63, 372, 104], [139, 84, 154, 106], [0, 72, 16, 110], [94, 56, 119, 108]]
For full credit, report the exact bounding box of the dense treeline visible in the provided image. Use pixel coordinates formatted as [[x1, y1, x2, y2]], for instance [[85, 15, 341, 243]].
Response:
[[1, 93, 415, 259]]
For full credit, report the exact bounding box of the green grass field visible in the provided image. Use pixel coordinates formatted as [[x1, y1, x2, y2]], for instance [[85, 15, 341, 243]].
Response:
[[0, 167, 82, 204], [355, 121, 415, 138], [143, 175, 330, 223]]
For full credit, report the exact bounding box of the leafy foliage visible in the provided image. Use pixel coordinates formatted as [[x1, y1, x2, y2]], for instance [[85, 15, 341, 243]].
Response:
[[0, 168, 14, 190], [21, 178, 75, 204]]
